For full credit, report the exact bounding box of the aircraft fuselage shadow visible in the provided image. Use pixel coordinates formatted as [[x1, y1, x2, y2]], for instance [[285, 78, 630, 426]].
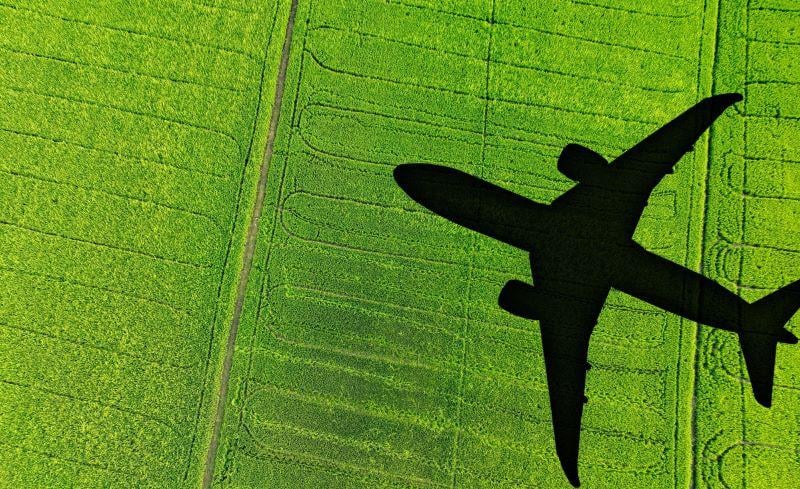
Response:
[[393, 93, 800, 487]]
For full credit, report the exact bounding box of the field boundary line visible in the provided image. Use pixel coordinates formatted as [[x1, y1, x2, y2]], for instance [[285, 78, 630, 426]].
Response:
[[689, 0, 725, 487], [200, 0, 300, 486]]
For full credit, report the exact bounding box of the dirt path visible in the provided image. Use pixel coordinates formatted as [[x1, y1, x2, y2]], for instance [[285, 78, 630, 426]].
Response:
[[201, 1, 300, 486]]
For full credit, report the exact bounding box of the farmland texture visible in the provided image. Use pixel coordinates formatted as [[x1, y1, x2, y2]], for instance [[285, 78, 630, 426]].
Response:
[[2, 0, 800, 488], [211, 0, 800, 488], [0, 0, 291, 486]]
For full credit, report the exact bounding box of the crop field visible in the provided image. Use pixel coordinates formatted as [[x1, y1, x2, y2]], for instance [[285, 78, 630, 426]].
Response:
[[1, 0, 799, 488], [0, 0, 291, 486]]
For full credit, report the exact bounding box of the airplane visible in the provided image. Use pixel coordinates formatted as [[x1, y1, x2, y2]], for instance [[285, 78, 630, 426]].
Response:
[[393, 93, 800, 487]]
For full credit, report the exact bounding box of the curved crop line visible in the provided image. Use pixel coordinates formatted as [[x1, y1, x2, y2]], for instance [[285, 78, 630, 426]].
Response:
[[246, 416, 452, 473], [251, 337, 669, 418], [297, 148, 566, 203], [238, 429, 447, 488], [294, 127, 605, 195], [296, 121, 465, 167], [304, 49, 660, 126], [268, 284, 463, 340], [274, 236, 488, 290], [252, 323, 531, 393], [265, 279, 473, 337], [245, 276, 668, 478], [298, 103, 478, 157], [0, 219, 214, 270], [310, 83, 616, 151], [0, 440, 142, 479], [300, 99, 637, 166], [242, 417, 606, 487], [717, 150, 744, 197], [253, 314, 531, 394], [300, 103, 479, 149], [310, 25, 687, 94], [0, 264, 190, 317], [246, 378, 454, 435], [0, 166, 223, 233], [251, 288, 668, 417], [246, 377, 668, 448], [302, 100, 483, 139], [0, 126, 230, 179], [243, 379, 669, 473], [381, 0, 695, 61], [310, 86, 482, 131], [0, 42, 247, 94], [714, 334, 800, 392], [0, 377, 179, 433], [279, 185, 674, 282], [0, 1, 261, 62], [279, 202, 496, 272], [254, 322, 449, 374], [295, 141, 602, 212], [251, 342, 440, 392], [190, 0, 258, 15], [713, 441, 743, 489], [1, 84, 245, 161], [571, 0, 696, 19], [713, 225, 800, 256], [252, 323, 456, 377], [0, 320, 193, 371]]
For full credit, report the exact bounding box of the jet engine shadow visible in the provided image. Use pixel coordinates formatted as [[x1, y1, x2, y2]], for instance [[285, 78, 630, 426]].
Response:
[[393, 93, 800, 487]]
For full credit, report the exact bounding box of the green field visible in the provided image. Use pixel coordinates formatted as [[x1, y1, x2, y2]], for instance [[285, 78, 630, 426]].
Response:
[[1, 0, 799, 487], [0, 0, 291, 485]]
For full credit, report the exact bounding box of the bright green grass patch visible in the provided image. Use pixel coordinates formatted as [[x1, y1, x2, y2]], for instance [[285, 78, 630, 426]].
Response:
[[3, 0, 800, 488], [0, 1, 289, 486], [694, 1, 800, 488], [212, 0, 800, 488]]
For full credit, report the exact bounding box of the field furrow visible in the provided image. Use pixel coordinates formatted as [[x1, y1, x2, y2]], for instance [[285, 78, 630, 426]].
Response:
[[0, 0, 292, 486]]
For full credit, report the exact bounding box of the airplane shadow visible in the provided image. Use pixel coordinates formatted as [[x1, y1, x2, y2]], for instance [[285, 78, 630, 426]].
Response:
[[393, 93, 800, 487]]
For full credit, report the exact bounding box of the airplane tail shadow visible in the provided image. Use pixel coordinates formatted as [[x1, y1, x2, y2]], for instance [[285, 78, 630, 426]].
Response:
[[391, 93, 799, 487], [740, 279, 800, 407]]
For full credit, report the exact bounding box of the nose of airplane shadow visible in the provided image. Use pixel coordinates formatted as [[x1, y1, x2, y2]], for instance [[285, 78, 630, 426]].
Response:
[[392, 163, 422, 193], [393, 162, 444, 183], [393, 163, 458, 201]]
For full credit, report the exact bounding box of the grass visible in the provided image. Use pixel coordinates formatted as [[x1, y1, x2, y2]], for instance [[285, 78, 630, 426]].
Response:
[[212, 0, 800, 487], [1, 0, 799, 488], [0, 0, 290, 486]]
